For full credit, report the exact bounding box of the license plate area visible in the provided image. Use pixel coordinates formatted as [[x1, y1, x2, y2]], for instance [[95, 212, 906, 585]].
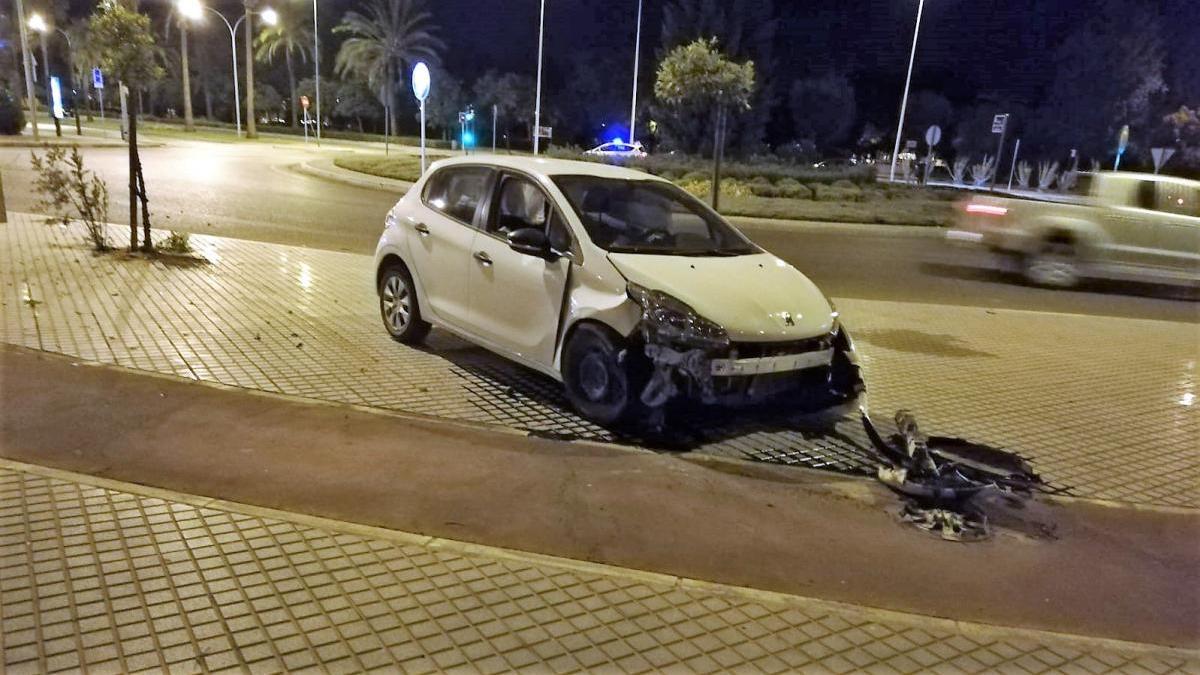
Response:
[[710, 349, 834, 376]]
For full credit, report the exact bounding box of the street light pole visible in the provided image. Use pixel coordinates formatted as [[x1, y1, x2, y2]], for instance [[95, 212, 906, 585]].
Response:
[[313, 0, 320, 145], [629, 0, 642, 145], [202, 8, 242, 136], [888, 0, 925, 183], [532, 0, 545, 154]]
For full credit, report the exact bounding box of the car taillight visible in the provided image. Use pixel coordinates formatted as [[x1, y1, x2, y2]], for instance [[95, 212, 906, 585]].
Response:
[[965, 203, 1008, 216]]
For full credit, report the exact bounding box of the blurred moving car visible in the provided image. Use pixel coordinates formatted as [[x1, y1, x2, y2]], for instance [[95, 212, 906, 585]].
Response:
[[950, 172, 1200, 288], [374, 156, 862, 427], [584, 140, 647, 160]]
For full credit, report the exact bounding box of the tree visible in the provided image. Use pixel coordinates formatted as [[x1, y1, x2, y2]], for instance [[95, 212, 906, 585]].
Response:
[[660, 0, 776, 154], [334, 0, 443, 139], [89, 1, 164, 251], [255, 7, 312, 128], [789, 73, 855, 151], [331, 79, 383, 132], [655, 38, 754, 209], [472, 70, 536, 147], [1036, 0, 1166, 160], [421, 65, 464, 140], [906, 91, 954, 141]]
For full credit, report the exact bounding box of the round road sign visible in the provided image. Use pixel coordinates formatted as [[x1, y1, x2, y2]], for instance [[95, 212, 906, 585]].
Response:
[[411, 62, 431, 102], [925, 125, 942, 146]]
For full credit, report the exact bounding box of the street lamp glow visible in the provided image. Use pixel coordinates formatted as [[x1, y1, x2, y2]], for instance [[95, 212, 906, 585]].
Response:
[[260, 7, 278, 26], [177, 0, 203, 20], [27, 12, 47, 33]]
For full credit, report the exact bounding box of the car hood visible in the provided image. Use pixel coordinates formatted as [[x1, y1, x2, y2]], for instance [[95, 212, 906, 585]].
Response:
[[607, 252, 835, 341]]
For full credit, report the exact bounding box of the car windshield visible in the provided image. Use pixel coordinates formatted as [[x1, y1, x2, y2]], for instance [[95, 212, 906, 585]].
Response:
[[551, 175, 759, 256]]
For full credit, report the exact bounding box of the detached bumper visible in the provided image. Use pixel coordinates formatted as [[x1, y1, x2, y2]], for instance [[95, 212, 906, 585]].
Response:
[[710, 349, 834, 377]]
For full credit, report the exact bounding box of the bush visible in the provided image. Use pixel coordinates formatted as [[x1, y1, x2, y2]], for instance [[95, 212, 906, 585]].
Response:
[[0, 88, 26, 135], [813, 183, 862, 202], [749, 182, 813, 199], [30, 146, 110, 250], [159, 231, 192, 253], [680, 170, 708, 183]]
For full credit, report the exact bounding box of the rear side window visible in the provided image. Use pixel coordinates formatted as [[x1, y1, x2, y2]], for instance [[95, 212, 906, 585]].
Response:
[[423, 167, 493, 226], [1156, 184, 1200, 218]]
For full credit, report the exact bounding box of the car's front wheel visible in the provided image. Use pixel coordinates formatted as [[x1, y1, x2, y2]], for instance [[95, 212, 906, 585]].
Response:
[[562, 324, 646, 426], [379, 265, 431, 344]]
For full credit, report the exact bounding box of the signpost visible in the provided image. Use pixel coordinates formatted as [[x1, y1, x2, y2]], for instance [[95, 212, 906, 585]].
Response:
[[1114, 125, 1129, 171], [411, 62, 430, 174], [1150, 147, 1175, 174], [923, 125, 941, 184], [300, 95, 310, 143], [990, 113, 1009, 188], [1007, 138, 1021, 190], [92, 67, 105, 123]]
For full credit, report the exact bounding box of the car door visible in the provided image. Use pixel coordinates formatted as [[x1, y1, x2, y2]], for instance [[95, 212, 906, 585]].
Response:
[[466, 172, 573, 369], [1106, 178, 1200, 276], [1147, 181, 1200, 275], [407, 166, 492, 330]]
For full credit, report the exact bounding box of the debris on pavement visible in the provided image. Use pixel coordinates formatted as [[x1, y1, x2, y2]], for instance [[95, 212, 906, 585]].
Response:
[[862, 408, 1061, 541]]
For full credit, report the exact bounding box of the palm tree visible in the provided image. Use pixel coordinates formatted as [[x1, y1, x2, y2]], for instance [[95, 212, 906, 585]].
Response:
[[255, 8, 312, 128], [334, 0, 443, 137]]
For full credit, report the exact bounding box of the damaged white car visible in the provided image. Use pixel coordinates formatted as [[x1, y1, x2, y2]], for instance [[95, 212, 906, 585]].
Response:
[[374, 156, 862, 427]]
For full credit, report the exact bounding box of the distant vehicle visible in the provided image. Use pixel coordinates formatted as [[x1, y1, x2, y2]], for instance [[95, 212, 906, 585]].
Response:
[[950, 172, 1200, 288], [585, 140, 647, 159], [373, 156, 862, 427]]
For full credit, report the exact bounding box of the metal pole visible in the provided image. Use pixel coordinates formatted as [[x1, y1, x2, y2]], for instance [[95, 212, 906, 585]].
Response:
[[629, 0, 642, 145], [207, 8, 241, 136], [492, 104, 497, 153], [14, 0, 38, 139], [991, 115, 1007, 189], [420, 99, 426, 174], [889, 0, 924, 183], [532, 0, 545, 154], [1007, 138, 1020, 190], [313, 0, 321, 145]]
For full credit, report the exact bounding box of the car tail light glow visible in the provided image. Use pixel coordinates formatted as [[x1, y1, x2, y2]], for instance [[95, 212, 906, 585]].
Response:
[[965, 203, 1008, 216]]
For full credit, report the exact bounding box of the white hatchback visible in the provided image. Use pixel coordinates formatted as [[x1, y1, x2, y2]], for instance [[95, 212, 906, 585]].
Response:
[[374, 156, 862, 427]]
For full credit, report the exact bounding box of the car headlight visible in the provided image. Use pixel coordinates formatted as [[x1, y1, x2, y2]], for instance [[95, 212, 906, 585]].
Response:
[[627, 282, 729, 348]]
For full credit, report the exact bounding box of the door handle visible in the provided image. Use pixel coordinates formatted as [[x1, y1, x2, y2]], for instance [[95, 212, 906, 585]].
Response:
[[473, 251, 493, 266], [413, 222, 431, 235]]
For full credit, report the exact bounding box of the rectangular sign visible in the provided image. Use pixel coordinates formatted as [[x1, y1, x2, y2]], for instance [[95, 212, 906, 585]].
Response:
[[50, 76, 65, 119], [991, 114, 1008, 134], [92, 67, 104, 90], [536, 126, 552, 139]]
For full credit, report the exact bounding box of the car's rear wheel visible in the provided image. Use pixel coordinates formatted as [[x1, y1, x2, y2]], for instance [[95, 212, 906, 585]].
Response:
[[379, 265, 430, 344], [1023, 238, 1080, 288], [562, 324, 646, 426]]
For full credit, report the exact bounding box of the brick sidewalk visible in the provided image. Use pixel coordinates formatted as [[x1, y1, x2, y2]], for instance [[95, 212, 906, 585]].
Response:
[[2, 460, 1195, 674], [1, 215, 1196, 507]]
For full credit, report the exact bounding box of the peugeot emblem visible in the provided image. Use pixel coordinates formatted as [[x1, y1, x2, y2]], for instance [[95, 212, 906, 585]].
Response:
[[782, 312, 795, 327]]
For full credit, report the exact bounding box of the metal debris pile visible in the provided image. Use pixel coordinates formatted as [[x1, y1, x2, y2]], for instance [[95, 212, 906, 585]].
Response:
[[861, 408, 1060, 541]]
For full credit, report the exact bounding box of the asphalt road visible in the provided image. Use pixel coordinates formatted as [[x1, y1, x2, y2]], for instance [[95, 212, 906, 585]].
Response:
[[1, 139, 1195, 323]]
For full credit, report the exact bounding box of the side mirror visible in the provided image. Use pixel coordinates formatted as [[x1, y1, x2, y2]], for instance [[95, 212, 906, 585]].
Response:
[[507, 227, 553, 259]]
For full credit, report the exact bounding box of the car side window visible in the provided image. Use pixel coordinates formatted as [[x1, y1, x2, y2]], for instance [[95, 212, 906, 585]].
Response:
[[490, 175, 551, 236], [1156, 184, 1199, 218], [423, 167, 493, 226]]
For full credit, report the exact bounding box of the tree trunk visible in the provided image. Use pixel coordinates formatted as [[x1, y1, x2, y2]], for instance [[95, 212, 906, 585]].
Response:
[[286, 50, 297, 128], [243, 7, 257, 138], [203, 79, 213, 120], [128, 88, 139, 251], [181, 25, 194, 131], [711, 104, 725, 211], [136, 92, 152, 251]]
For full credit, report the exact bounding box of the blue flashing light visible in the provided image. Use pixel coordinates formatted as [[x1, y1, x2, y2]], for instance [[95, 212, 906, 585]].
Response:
[[462, 130, 475, 147]]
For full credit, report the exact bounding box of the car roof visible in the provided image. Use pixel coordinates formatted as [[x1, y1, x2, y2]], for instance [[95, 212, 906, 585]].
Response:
[[1098, 171, 1199, 188], [428, 154, 661, 182]]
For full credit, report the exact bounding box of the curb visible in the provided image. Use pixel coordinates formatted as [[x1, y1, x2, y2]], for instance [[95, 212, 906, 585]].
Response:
[[293, 158, 413, 193], [294, 159, 945, 238], [2, 454, 1196, 658]]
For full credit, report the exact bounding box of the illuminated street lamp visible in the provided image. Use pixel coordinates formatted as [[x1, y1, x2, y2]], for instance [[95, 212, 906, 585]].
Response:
[[27, 12, 62, 136], [177, 0, 276, 137], [888, 0, 926, 183]]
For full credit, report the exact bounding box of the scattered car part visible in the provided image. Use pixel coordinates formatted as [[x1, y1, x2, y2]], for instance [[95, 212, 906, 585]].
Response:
[[862, 408, 1060, 541]]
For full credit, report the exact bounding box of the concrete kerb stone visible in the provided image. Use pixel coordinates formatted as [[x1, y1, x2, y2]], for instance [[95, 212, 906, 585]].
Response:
[[2, 455, 1196, 663], [293, 158, 414, 193]]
